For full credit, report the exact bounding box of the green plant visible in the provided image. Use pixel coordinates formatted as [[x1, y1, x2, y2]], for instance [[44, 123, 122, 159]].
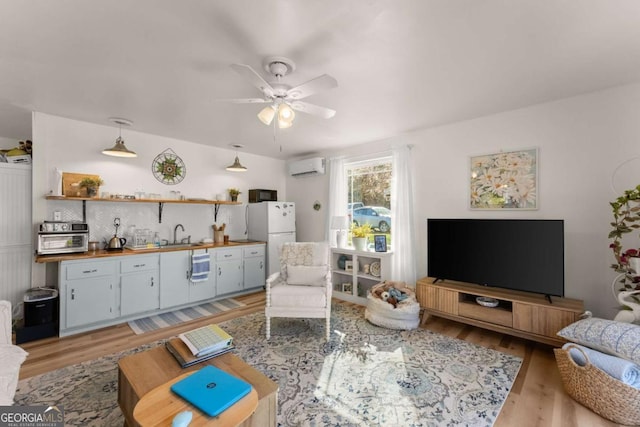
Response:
[[78, 177, 104, 188], [351, 223, 372, 238], [228, 188, 241, 196], [609, 184, 640, 292]]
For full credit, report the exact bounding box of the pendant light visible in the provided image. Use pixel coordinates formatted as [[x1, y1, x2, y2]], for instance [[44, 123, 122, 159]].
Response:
[[102, 118, 136, 158], [226, 144, 247, 172]]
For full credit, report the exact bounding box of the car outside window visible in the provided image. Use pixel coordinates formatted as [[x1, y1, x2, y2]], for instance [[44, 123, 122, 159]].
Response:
[[345, 157, 392, 248]]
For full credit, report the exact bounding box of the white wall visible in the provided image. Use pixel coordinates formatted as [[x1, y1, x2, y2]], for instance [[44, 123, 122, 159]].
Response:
[[32, 113, 287, 285], [288, 83, 640, 319]]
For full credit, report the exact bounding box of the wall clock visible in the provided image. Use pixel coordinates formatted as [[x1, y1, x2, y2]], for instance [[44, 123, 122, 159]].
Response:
[[152, 148, 186, 185]]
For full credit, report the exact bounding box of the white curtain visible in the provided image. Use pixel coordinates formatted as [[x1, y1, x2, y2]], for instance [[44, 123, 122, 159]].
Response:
[[325, 156, 347, 245], [391, 145, 417, 285]]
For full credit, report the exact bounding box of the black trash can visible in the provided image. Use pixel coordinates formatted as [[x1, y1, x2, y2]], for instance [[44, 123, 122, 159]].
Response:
[[23, 287, 58, 327]]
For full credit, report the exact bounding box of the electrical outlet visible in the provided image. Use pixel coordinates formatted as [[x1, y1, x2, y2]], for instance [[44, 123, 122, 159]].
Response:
[[53, 211, 61, 221]]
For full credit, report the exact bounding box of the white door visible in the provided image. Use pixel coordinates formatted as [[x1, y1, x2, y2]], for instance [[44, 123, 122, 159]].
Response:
[[267, 232, 296, 277], [267, 202, 295, 233]]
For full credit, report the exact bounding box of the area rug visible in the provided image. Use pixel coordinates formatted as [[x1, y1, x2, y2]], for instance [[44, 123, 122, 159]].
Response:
[[127, 298, 246, 334], [14, 303, 522, 426]]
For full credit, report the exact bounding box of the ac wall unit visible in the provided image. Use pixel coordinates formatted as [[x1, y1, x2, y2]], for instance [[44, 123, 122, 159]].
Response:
[[288, 157, 326, 177]]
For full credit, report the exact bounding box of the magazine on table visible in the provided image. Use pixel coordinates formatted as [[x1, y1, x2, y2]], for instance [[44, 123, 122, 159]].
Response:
[[178, 324, 233, 357], [166, 337, 234, 368]]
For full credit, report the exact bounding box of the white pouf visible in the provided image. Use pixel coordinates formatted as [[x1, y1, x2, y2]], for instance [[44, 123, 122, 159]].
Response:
[[365, 293, 420, 330]]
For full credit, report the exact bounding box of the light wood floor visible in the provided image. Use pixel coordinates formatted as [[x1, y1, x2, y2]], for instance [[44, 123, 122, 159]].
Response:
[[18, 292, 619, 427]]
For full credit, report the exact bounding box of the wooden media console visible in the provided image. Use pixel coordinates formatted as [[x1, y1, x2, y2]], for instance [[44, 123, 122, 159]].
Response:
[[416, 277, 584, 347]]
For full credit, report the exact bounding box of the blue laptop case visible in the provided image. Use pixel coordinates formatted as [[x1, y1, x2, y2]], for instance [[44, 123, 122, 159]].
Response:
[[170, 365, 252, 417]]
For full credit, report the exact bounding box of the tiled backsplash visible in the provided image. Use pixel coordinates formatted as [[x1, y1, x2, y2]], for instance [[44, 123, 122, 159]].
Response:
[[45, 200, 247, 246]]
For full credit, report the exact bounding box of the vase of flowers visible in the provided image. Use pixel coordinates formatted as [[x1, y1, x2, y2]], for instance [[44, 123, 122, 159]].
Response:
[[351, 223, 371, 251], [228, 188, 241, 202]]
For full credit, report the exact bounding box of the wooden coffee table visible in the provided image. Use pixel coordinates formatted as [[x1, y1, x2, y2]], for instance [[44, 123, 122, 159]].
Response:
[[118, 345, 278, 427]]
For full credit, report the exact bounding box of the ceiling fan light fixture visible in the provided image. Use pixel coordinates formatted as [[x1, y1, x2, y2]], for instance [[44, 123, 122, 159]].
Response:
[[278, 103, 295, 121], [277, 104, 295, 128], [257, 106, 276, 125], [277, 117, 293, 129], [103, 117, 136, 158]]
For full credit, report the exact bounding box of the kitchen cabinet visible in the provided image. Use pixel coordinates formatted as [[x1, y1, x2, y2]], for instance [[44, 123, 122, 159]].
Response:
[[159, 251, 190, 308], [331, 248, 392, 305], [60, 259, 118, 331], [188, 250, 216, 303], [216, 248, 243, 295], [55, 243, 264, 336], [120, 254, 159, 316], [159, 251, 215, 309], [243, 245, 266, 290]]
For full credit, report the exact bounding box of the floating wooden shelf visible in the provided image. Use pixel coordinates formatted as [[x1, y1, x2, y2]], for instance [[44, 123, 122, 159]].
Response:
[[45, 196, 241, 223]]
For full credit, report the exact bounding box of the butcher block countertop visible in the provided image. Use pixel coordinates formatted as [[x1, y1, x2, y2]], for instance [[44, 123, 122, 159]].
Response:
[[35, 240, 265, 263]]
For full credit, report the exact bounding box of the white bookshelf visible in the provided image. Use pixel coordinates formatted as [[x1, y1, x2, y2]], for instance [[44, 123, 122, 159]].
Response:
[[331, 247, 392, 305]]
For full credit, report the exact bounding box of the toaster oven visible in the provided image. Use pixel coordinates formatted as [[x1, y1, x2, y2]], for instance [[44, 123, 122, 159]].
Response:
[[37, 221, 89, 255]]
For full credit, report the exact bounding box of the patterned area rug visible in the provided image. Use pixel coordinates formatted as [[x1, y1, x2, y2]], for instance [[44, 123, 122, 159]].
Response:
[[127, 298, 246, 334], [15, 303, 522, 426]]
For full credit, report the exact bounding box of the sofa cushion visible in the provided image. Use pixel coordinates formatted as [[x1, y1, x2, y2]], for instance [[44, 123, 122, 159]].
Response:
[[557, 317, 640, 364], [286, 264, 327, 286], [270, 283, 327, 308]]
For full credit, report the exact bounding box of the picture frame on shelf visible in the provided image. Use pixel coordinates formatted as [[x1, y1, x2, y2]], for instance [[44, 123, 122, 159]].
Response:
[[469, 147, 538, 210], [345, 260, 353, 272], [374, 235, 387, 252]]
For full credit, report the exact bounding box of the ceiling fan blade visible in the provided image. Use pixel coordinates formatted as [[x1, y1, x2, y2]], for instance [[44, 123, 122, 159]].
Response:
[[230, 63, 274, 97], [286, 74, 338, 100], [215, 98, 270, 104], [290, 101, 336, 119]]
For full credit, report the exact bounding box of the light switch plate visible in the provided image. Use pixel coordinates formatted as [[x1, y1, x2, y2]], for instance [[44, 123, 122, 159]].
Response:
[[53, 211, 61, 221]]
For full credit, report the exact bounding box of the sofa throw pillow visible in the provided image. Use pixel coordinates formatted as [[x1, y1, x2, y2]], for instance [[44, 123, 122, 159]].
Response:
[[286, 264, 327, 286], [557, 317, 640, 364]]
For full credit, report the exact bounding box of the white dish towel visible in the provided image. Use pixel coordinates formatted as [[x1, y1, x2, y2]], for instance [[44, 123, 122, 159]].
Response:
[[190, 252, 210, 283]]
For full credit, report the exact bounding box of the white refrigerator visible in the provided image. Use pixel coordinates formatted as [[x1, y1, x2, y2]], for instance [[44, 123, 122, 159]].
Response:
[[247, 202, 296, 277]]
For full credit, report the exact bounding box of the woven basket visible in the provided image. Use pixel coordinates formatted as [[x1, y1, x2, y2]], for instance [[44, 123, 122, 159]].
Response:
[[554, 344, 640, 425]]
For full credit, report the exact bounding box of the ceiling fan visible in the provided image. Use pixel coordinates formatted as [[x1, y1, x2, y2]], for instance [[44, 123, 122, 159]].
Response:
[[228, 56, 337, 128]]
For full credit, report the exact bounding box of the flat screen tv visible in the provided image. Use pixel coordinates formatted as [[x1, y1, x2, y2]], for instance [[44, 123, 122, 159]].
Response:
[[427, 219, 564, 297]]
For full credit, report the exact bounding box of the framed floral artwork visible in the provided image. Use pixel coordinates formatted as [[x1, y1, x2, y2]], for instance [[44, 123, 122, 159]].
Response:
[[470, 148, 538, 210]]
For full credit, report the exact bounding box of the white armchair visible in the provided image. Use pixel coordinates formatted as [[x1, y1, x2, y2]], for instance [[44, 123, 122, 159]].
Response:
[[0, 301, 28, 405], [265, 242, 332, 340]]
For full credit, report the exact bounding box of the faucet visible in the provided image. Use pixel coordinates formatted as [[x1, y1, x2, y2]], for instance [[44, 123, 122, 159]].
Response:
[[173, 224, 184, 244]]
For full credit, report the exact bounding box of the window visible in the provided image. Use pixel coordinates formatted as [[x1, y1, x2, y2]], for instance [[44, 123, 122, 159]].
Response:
[[345, 156, 392, 249]]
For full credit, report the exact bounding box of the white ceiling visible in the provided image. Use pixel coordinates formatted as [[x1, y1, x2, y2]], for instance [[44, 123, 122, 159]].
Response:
[[1, 0, 640, 159]]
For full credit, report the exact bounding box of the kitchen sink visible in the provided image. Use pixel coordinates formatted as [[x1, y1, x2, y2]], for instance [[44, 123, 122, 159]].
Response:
[[125, 243, 206, 251], [158, 243, 206, 249]]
